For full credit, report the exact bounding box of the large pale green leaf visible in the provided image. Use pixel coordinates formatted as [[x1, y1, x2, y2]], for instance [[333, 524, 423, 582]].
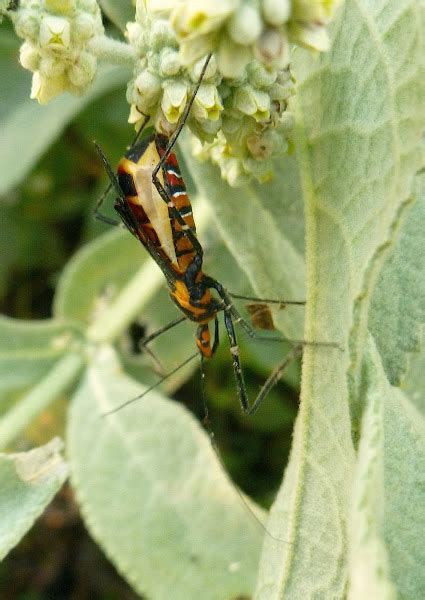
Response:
[[255, 1, 425, 598], [348, 338, 396, 599], [0, 316, 82, 394], [68, 347, 264, 600], [369, 173, 425, 385], [349, 336, 425, 599], [0, 58, 130, 195], [382, 371, 425, 599], [54, 228, 144, 324], [0, 437, 68, 560]]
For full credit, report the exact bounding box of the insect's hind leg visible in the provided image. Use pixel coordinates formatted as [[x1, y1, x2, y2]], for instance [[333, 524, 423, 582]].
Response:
[[93, 181, 121, 226]]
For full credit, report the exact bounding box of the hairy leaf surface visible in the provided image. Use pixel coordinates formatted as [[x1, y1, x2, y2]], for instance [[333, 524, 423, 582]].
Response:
[[68, 347, 263, 600], [0, 438, 67, 560]]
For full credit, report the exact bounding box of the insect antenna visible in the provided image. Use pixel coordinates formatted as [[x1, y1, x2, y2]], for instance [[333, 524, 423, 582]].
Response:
[[102, 352, 198, 416]]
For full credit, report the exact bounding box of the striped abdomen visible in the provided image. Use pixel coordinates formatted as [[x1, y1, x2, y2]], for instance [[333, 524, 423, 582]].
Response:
[[156, 135, 197, 274]]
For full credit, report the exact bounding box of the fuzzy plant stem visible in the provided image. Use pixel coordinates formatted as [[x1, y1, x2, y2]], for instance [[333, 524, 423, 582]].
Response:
[[0, 353, 84, 450], [88, 35, 137, 65]]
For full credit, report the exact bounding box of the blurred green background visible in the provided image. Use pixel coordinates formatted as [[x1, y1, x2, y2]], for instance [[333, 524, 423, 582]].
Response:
[[0, 18, 300, 600]]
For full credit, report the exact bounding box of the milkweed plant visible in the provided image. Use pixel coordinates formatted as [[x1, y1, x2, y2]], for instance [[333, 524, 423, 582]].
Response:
[[0, 0, 424, 598]]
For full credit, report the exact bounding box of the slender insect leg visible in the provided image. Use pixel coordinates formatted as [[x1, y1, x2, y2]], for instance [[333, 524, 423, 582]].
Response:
[[151, 54, 213, 257], [94, 143, 125, 199], [140, 315, 187, 347], [246, 344, 303, 416], [228, 292, 306, 307], [223, 309, 250, 414], [103, 352, 199, 416], [93, 181, 120, 226]]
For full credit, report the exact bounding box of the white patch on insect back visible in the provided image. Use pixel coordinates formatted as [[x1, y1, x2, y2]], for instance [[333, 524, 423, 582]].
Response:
[[133, 141, 178, 265]]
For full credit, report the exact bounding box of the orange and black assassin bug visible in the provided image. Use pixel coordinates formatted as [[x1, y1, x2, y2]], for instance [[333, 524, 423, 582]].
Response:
[[94, 55, 334, 416], [95, 129, 309, 415]]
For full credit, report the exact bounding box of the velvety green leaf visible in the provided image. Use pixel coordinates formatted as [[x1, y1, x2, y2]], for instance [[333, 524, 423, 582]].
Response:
[[0, 61, 130, 195], [0, 437, 68, 560], [99, 0, 135, 32], [255, 1, 425, 598], [53, 228, 144, 324], [348, 338, 396, 599], [349, 336, 425, 599], [0, 316, 82, 393], [68, 347, 263, 600], [403, 329, 425, 415], [369, 173, 425, 385], [383, 375, 425, 599]]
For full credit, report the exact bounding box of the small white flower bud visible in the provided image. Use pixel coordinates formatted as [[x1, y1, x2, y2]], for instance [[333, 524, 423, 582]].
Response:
[[161, 79, 188, 123], [255, 26, 290, 67], [234, 84, 270, 121], [128, 103, 146, 125], [73, 13, 97, 42], [149, 18, 176, 51], [39, 15, 71, 50], [68, 51, 96, 87], [247, 61, 276, 88], [192, 83, 223, 121], [171, 0, 236, 39], [262, 0, 291, 26], [126, 21, 144, 48], [217, 34, 250, 79], [19, 41, 40, 71], [14, 10, 40, 42], [227, 4, 262, 46], [159, 48, 181, 76], [190, 54, 218, 82], [39, 54, 66, 77], [135, 69, 162, 107]]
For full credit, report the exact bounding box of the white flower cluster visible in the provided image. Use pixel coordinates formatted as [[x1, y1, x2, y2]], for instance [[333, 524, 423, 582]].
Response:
[[127, 0, 301, 185], [11, 0, 104, 103], [152, 0, 341, 78]]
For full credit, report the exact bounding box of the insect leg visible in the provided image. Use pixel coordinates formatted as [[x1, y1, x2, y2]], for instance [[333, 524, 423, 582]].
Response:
[[222, 309, 250, 414], [245, 344, 303, 415], [140, 315, 187, 347], [228, 292, 305, 307]]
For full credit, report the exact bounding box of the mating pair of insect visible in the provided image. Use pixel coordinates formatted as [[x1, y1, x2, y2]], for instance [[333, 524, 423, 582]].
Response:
[[95, 55, 333, 417]]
